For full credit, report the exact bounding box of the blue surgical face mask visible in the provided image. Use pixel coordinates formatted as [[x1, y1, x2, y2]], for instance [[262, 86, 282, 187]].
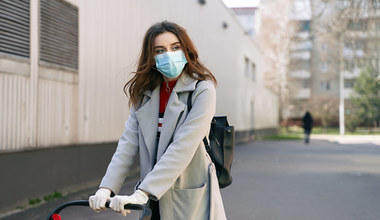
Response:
[[154, 50, 188, 78]]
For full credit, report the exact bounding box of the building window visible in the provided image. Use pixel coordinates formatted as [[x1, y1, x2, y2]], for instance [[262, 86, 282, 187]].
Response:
[[356, 58, 365, 67], [344, 59, 355, 71], [347, 19, 368, 31], [299, 20, 310, 31], [355, 40, 365, 50], [359, 0, 369, 8], [339, 0, 351, 8], [251, 63, 256, 81], [344, 40, 354, 49], [244, 57, 250, 77], [244, 58, 257, 81], [40, 0, 78, 70], [373, 0, 380, 8], [303, 79, 310, 88], [0, 0, 30, 58], [367, 40, 379, 56], [320, 80, 331, 91], [290, 60, 311, 70], [344, 79, 355, 88], [321, 43, 328, 51], [376, 21, 380, 33], [320, 62, 329, 73], [198, 0, 206, 5]]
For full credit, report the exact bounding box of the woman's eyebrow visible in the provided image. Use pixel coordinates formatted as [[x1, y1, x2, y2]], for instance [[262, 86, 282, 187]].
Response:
[[154, 42, 180, 49]]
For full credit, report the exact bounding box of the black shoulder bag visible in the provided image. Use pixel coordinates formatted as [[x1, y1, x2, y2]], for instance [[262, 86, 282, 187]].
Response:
[[187, 81, 235, 188]]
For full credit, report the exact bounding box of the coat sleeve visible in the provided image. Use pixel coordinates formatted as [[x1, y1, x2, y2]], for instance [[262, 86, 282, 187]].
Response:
[[138, 81, 216, 200], [99, 107, 139, 194]]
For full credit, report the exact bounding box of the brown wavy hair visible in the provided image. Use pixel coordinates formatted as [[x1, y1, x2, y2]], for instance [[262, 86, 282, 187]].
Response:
[[124, 21, 217, 108]]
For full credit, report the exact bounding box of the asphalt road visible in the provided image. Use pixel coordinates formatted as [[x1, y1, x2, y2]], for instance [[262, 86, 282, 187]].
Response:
[[2, 139, 380, 220], [222, 139, 380, 220]]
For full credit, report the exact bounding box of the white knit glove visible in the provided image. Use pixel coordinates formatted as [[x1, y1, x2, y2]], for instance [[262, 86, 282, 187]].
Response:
[[109, 189, 149, 216], [89, 188, 111, 212]]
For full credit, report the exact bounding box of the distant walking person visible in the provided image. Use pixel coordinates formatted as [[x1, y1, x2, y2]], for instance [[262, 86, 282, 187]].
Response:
[[302, 111, 313, 144]]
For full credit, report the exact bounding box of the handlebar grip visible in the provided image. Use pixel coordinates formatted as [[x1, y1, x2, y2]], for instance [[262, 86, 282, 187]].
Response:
[[105, 200, 148, 211]]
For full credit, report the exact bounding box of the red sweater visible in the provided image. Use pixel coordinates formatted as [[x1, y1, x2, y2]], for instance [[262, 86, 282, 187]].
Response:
[[158, 80, 177, 137]]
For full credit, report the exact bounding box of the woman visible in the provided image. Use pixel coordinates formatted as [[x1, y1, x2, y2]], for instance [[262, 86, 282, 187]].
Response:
[[89, 21, 226, 220]]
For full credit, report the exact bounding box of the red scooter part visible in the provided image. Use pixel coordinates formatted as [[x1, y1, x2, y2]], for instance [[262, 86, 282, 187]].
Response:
[[51, 213, 61, 220]]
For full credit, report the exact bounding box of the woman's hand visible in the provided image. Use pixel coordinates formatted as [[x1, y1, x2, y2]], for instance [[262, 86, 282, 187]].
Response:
[[109, 189, 149, 216], [88, 188, 111, 212]]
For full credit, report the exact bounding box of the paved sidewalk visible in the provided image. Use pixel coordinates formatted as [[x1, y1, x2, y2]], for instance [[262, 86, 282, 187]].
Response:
[[0, 172, 140, 220], [312, 134, 380, 145]]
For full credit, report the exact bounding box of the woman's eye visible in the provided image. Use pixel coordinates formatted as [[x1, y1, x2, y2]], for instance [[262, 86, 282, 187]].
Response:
[[155, 49, 165, 54], [172, 46, 181, 51]]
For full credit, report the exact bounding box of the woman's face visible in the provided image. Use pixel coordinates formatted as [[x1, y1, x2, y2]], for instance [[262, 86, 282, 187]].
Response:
[[153, 32, 182, 55], [153, 32, 184, 82]]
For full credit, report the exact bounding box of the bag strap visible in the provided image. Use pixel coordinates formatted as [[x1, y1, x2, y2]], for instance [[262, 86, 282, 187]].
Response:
[[187, 81, 210, 149], [187, 80, 201, 111]]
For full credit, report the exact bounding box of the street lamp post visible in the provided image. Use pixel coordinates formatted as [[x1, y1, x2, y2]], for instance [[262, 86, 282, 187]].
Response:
[[339, 34, 345, 136], [339, 67, 345, 135]]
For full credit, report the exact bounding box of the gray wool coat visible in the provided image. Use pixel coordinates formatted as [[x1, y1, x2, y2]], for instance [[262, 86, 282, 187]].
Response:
[[100, 73, 227, 220]]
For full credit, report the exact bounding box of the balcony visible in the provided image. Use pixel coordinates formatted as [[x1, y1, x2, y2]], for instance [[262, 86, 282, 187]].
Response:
[[290, 70, 311, 78], [342, 48, 364, 59], [291, 40, 312, 51], [342, 70, 360, 79], [344, 88, 354, 99], [294, 88, 311, 99], [295, 31, 310, 40], [291, 51, 311, 60]]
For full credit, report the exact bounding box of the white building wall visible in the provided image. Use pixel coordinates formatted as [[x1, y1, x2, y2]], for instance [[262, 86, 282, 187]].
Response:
[[76, 0, 279, 143], [0, 0, 279, 152], [254, 85, 279, 129]]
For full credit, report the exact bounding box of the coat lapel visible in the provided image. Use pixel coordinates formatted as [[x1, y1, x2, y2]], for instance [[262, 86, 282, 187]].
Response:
[[156, 92, 185, 159], [156, 74, 197, 159], [135, 86, 160, 165]]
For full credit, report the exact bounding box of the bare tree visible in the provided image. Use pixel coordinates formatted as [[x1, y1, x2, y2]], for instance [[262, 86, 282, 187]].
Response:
[[311, 0, 380, 67], [307, 95, 340, 130], [257, 0, 296, 121]]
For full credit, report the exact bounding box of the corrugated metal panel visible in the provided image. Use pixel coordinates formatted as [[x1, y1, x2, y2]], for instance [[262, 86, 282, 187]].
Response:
[[0, 0, 30, 58], [37, 78, 78, 147], [0, 74, 31, 152], [0, 66, 78, 152], [40, 0, 78, 69]]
